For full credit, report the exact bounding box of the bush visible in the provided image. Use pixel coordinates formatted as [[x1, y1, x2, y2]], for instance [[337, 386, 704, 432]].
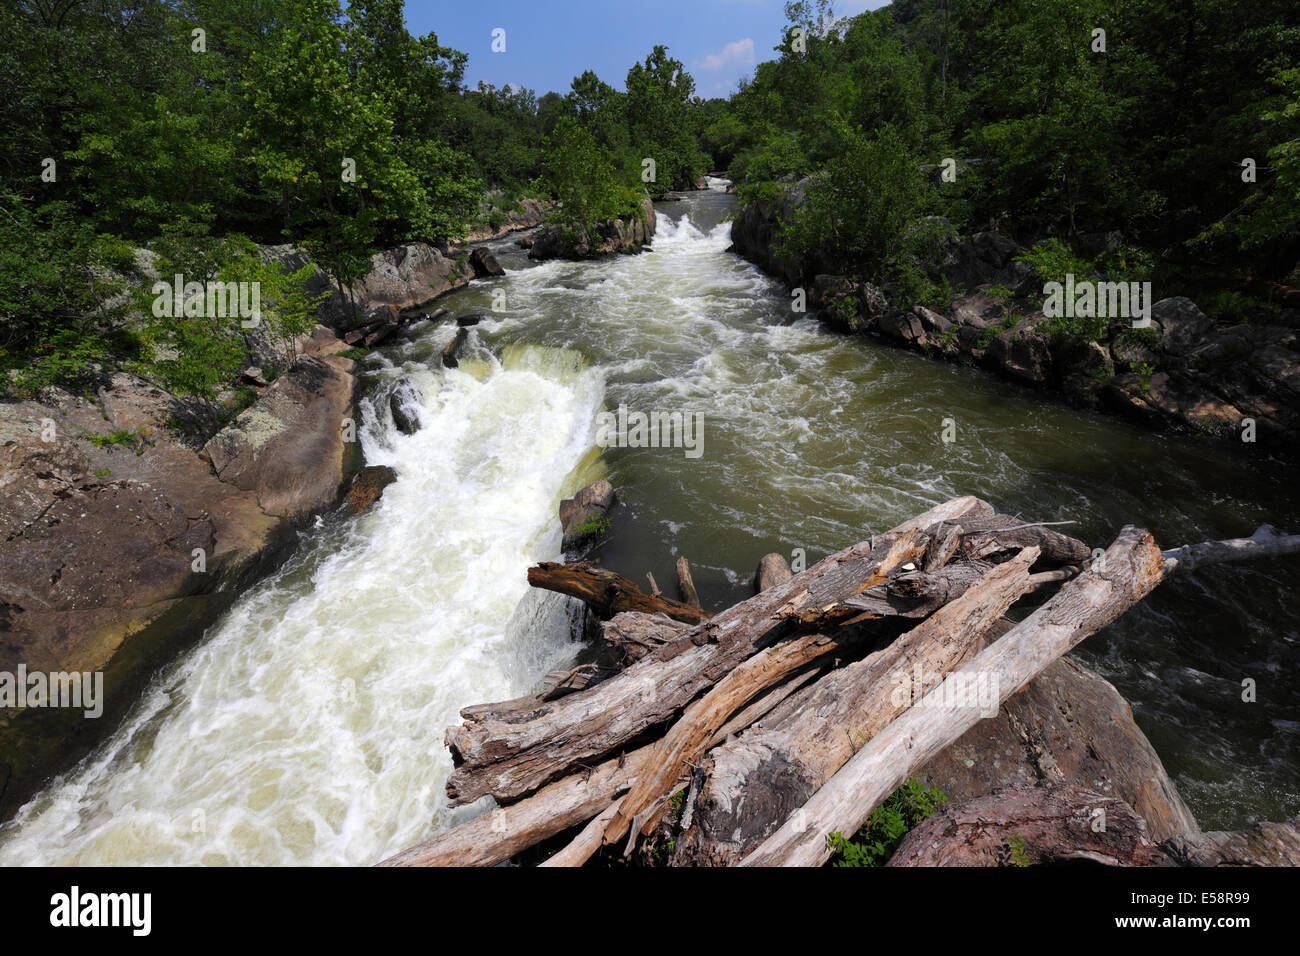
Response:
[[826, 779, 948, 866]]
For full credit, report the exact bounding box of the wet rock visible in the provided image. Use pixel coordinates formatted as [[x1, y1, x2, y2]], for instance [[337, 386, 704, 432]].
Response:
[[457, 313, 486, 328], [917, 655, 1202, 843], [754, 553, 793, 593], [345, 465, 398, 515], [389, 379, 423, 435], [1162, 815, 1300, 866], [441, 327, 469, 368], [559, 479, 616, 554], [469, 247, 505, 278]]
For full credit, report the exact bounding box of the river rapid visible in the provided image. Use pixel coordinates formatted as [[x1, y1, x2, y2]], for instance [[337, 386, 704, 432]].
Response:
[[1, 183, 1297, 864]]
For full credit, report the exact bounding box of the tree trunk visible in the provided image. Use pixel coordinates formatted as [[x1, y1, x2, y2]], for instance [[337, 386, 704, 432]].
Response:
[[526, 562, 710, 624]]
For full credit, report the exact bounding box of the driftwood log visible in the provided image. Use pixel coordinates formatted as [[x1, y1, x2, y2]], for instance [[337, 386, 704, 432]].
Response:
[[527, 562, 709, 624], [444, 497, 995, 807], [383, 495, 1300, 868]]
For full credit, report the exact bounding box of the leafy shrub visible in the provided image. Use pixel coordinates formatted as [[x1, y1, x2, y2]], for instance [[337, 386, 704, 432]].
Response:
[[826, 779, 948, 866]]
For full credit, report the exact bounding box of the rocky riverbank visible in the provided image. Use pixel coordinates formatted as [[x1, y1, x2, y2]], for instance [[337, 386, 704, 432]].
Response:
[[528, 197, 657, 261], [0, 230, 512, 819], [731, 186, 1300, 455]]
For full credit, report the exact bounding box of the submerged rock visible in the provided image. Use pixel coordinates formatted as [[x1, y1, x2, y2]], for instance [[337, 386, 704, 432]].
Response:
[[389, 379, 423, 435]]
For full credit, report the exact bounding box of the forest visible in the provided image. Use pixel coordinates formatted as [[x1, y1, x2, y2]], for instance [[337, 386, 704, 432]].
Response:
[[3, 0, 1297, 407]]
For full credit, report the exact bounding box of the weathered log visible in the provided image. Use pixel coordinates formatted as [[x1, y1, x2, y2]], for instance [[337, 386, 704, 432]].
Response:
[[602, 628, 866, 853], [672, 547, 1040, 866], [527, 562, 709, 624], [1162, 523, 1300, 574], [740, 524, 1167, 867], [676, 557, 702, 609], [444, 497, 995, 807], [386, 664, 820, 867], [600, 611, 693, 664], [885, 784, 1171, 867], [755, 553, 793, 593]]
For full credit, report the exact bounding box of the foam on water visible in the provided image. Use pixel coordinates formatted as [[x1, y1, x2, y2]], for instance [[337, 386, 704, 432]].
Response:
[[0, 345, 604, 865]]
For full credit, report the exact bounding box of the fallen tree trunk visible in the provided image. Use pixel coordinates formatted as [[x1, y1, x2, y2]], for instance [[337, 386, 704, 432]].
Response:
[[739, 524, 1168, 867], [671, 547, 1041, 866], [601, 628, 866, 853], [527, 562, 710, 624], [444, 496, 995, 806], [384, 664, 820, 867]]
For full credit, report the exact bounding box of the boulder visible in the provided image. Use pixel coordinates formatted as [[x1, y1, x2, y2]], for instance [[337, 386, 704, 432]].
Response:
[[917, 655, 1201, 844], [345, 465, 398, 515], [202, 355, 361, 520], [913, 306, 953, 337], [389, 379, 423, 435], [982, 318, 1053, 385], [1151, 297, 1213, 356], [558, 479, 616, 554], [753, 553, 793, 593], [348, 242, 470, 314], [469, 247, 506, 278], [879, 308, 926, 345], [888, 784, 1171, 867]]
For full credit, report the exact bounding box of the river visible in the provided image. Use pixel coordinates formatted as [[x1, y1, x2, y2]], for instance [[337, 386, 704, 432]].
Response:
[[1, 183, 1297, 865]]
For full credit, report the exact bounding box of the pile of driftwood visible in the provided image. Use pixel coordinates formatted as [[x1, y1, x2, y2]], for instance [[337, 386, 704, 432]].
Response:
[[381, 496, 1298, 867]]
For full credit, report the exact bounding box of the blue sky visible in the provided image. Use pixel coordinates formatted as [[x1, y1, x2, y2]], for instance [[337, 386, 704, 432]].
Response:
[[403, 0, 890, 100]]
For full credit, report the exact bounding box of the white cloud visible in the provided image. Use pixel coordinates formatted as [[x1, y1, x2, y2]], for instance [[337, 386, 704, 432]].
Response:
[[695, 38, 755, 72]]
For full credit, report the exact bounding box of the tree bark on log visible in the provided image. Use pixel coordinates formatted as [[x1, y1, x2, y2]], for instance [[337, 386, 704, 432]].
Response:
[[671, 547, 1040, 866], [527, 562, 710, 624], [444, 497, 996, 807], [739, 524, 1167, 867], [601, 629, 866, 853], [385, 663, 821, 867]]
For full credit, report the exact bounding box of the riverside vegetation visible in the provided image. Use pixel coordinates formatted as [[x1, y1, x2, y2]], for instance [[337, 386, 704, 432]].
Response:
[[1, 0, 1299, 863]]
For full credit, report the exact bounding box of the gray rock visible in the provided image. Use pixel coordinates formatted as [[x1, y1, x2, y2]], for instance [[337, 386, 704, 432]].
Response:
[[389, 379, 423, 435], [469, 247, 505, 278], [1151, 296, 1213, 356]]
